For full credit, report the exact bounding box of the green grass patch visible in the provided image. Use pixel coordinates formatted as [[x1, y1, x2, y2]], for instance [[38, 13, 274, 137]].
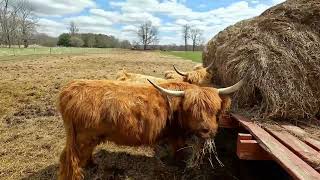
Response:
[[161, 51, 202, 62], [0, 47, 113, 57]]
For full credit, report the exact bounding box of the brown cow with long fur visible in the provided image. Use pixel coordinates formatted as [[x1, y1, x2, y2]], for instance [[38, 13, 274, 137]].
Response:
[[58, 79, 243, 180], [164, 63, 214, 86], [116, 69, 169, 83], [164, 63, 203, 82]]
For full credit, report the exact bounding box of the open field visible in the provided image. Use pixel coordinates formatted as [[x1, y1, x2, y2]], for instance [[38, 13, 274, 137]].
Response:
[[0, 50, 216, 180], [0, 50, 290, 180], [161, 51, 202, 62], [0, 47, 113, 57]]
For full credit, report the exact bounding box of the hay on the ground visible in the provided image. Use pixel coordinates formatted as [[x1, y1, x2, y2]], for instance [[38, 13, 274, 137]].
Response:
[[203, 0, 320, 122], [182, 136, 224, 169]]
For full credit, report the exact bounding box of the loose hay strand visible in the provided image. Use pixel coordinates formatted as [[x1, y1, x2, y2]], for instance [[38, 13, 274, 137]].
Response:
[[185, 137, 224, 169]]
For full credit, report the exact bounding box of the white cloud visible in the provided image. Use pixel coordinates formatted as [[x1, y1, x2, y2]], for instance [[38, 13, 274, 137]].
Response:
[[26, 0, 96, 16], [37, 18, 67, 37], [90, 8, 161, 26], [64, 16, 113, 27], [34, 0, 285, 45], [272, 0, 286, 5], [122, 25, 137, 32]]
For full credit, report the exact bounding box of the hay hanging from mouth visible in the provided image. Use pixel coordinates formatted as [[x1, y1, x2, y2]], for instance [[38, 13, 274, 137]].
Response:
[[182, 136, 224, 169]]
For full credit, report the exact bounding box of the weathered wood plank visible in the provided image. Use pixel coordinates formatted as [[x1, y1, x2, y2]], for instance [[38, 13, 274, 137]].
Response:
[[266, 127, 320, 172], [306, 138, 320, 152], [238, 133, 253, 140], [237, 133, 272, 160], [282, 125, 320, 152], [231, 113, 320, 180], [219, 114, 239, 128]]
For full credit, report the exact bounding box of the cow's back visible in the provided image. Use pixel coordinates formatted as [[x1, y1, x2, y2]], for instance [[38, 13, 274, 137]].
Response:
[[58, 80, 171, 145]]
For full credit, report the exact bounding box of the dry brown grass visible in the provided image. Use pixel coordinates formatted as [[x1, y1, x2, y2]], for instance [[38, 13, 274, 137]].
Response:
[[0, 50, 201, 179], [203, 0, 320, 123]]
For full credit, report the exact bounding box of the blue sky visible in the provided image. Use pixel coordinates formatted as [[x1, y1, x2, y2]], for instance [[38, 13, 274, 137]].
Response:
[[32, 0, 286, 45]]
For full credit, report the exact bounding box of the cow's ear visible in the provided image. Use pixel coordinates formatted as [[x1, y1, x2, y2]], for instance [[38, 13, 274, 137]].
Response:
[[219, 95, 231, 114]]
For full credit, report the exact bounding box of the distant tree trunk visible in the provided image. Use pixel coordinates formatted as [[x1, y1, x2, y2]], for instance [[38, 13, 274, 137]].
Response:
[[182, 24, 190, 51], [190, 28, 203, 52], [6, 35, 11, 48], [185, 38, 188, 51], [23, 39, 28, 48]]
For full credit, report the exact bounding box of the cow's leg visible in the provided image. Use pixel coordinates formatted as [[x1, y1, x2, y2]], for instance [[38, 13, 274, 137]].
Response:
[[76, 130, 100, 168], [59, 129, 83, 180]]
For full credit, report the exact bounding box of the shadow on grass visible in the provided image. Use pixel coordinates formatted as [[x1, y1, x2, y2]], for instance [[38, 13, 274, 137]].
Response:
[[21, 148, 234, 180], [21, 129, 290, 180], [21, 150, 182, 180]]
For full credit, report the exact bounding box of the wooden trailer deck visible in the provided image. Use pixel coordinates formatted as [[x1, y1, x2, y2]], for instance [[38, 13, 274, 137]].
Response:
[[219, 113, 320, 180]]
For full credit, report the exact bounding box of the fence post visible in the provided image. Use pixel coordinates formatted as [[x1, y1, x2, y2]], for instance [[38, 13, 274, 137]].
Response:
[[50, 48, 52, 55], [13, 48, 15, 56]]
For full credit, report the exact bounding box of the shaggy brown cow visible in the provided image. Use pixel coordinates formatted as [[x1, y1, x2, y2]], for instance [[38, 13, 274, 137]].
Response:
[[58, 79, 243, 180], [164, 63, 214, 86], [116, 69, 169, 83], [164, 63, 204, 82]]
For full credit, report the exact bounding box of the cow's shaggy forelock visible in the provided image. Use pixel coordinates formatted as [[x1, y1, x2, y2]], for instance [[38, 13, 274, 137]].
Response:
[[183, 87, 221, 120]]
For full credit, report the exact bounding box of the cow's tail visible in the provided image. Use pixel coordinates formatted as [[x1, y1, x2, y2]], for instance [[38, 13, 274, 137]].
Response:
[[59, 120, 83, 180]]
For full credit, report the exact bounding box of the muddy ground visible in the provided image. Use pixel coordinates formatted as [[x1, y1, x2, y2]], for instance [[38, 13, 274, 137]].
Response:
[[0, 50, 289, 180]]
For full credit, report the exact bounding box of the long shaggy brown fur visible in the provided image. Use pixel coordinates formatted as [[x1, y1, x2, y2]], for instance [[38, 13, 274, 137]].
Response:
[[203, 0, 320, 121], [116, 69, 169, 83], [164, 66, 213, 86], [164, 70, 184, 81], [58, 80, 230, 180]]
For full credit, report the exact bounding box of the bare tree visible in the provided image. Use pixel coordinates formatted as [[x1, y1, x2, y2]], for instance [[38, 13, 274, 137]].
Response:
[[0, 0, 37, 48], [137, 21, 158, 50], [182, 24, 190, 51], [190, 28, 203, 51], [0, 0, 21, 48], [17, 0, 37, 48], [69, 21, 79, 36]]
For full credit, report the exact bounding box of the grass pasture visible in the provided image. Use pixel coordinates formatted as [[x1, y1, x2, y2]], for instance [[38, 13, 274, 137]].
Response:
[[0, 47, 113, 57], [0, 50, 292, 180], [0, 50, 206, 179], [161, 51, 202, 62]]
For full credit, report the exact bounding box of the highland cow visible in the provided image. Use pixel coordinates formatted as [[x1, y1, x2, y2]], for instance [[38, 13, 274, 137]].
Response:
[[116, 69, 169, 83], [58, 79, 243, 180], [165, 63, 214, 86]]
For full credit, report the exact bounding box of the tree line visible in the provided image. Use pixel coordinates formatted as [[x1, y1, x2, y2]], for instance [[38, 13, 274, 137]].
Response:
[[57, 21, 131, 48]]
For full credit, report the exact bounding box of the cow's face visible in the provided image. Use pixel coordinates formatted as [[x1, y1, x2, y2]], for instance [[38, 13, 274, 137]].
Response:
[[148, 79, 243, 139], [182, 88, 221, 139]]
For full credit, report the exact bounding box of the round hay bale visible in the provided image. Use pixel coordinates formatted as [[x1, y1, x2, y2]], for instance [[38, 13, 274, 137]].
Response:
[[203, 0, 320, 121]]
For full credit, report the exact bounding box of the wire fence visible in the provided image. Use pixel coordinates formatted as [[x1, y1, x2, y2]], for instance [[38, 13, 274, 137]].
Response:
[[0, 47, 114, 57]]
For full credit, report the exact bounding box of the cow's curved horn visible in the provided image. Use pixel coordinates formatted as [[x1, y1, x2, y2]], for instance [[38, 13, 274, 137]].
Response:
[[147, 79, 185, 97], [205, 61, 214, 71], [217, 79, 244, 95], [173, 65, 187, 76]]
